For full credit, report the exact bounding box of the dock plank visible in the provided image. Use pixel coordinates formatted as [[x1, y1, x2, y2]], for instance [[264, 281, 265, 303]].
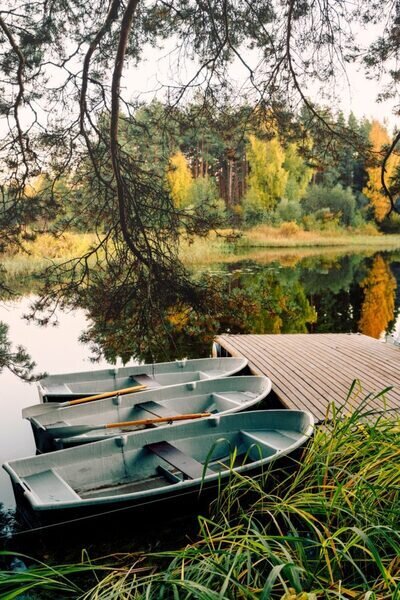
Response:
[[274, 335, 399, 410], [215, 333, 400, 421]]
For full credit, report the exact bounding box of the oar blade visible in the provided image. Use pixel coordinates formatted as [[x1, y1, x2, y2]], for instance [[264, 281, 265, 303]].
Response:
[[22, 402, 66, 419]]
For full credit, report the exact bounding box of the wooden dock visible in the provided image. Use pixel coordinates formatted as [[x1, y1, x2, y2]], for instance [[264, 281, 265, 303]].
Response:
[[215, 333, 400, 421]]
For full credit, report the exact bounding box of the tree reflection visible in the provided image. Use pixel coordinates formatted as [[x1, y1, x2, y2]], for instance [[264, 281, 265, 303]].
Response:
[[77, 265, 318, 363], [358, 255, 397, 339], [301, 254, 368, 333], [1, 252, 400, 364]]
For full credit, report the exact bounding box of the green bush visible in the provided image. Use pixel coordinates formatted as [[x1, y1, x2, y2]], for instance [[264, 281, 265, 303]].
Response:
[[242, 191, 272, 227], [301, 184, 357, 226], [275, 198, 303, 223], [187, 176, 227, 223], [302, 209, 341, 232]]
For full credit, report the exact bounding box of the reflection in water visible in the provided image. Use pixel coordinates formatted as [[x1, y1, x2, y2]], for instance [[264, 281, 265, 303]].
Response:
[[358, 255, 397, 339], [1, 251, 400, 365]]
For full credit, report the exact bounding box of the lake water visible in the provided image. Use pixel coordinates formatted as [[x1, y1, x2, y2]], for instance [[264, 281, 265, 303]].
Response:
[[1, 248, 399, 557]]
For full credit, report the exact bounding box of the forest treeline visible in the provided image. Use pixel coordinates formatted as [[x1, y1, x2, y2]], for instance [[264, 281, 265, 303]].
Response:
[[164, 106, 399, 232], [24, 101, 399, 237]]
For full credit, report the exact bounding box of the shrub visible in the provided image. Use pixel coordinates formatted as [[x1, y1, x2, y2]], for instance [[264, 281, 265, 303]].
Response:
[[301, 184, 357, 226], [275, 198, 303, 223], [302, 210, 341, 232], [242, 198, 271, 227], [278, 221, 301, 237]]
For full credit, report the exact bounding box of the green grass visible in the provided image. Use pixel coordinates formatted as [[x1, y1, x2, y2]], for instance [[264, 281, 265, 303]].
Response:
[[1, 384, 399, 599]]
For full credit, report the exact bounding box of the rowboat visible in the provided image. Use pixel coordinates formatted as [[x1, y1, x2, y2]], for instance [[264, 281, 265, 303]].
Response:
[[23, 376, 272, 453], [37, 357, 248, 402], [3, 410, 314, 526]]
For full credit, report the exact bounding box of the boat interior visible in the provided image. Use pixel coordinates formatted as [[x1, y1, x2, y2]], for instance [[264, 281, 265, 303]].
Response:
[[45, 370, 230, 397], [39, 390, 260, 431], [16, 427, 301, 505]]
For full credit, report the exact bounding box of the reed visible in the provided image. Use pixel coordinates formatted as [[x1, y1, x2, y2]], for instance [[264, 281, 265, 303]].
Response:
[[1, 386, 399, 599]]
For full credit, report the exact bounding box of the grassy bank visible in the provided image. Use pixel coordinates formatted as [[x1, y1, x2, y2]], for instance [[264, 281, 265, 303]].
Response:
[[2, 229, 400, 277], [1, 387, 399, 598], [239, 223, 400, 249], [179, 226, 400, 265], [1, 232, 96, 276]]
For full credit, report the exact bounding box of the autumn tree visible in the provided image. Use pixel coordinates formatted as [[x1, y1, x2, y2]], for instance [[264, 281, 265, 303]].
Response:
[[1, 0, 400, 370], [167, 151, 193, 208], [363, 121, 398, 222], [245, 135, 288, 212], [283, 143, 313, 203]]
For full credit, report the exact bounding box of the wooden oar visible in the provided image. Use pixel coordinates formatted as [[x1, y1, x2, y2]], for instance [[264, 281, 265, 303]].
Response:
[[46, 412, 212, 438], [22, 384, 148, 419]]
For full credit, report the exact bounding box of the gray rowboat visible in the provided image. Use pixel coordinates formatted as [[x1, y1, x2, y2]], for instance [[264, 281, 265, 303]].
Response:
[[24, 376, 272, 453], [3, 409, 314, 526], [37, 357, 248, 402]]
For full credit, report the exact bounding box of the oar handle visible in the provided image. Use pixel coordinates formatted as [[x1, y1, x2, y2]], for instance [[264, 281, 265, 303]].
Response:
[[105, 412, 212, 429], [67, 384, 147, 406]]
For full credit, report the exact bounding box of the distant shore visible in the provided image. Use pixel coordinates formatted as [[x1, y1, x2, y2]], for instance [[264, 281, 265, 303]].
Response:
[[2, 229, 400, 273]]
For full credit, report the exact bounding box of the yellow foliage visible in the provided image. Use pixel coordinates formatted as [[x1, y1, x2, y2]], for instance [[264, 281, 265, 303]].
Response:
[[22, 232, 95, 259], [24, 174, 48, 198], [167, 308, 190, 329], [363, 121, 399, 222], [358, 255, 396, 338], [167, 151, 192, 207], [247, 135, 288, 210], [278, 221, 301, 237]]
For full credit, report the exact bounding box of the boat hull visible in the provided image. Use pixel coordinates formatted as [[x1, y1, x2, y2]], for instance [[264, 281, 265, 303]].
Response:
[[4, 410, 314, 528], [10, 467, 241, 528]]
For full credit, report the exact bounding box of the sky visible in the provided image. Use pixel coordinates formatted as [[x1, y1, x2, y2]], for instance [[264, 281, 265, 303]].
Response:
[[0, 19, 398, 145], [121, 25, 399, 132]]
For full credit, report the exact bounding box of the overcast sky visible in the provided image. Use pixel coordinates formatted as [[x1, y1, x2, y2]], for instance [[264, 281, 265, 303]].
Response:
[[123, 24, 399, 132]]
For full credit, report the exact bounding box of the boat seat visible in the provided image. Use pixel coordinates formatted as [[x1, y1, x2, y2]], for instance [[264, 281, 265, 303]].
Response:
[[240, 431, 277, 456], [212, 392, 254, 405], [146, 441, 213, 480], [45, 383, 72, 396], [22, 469, 80, 503], [136, 401, 174, 418], [130, 374, 162, 389]]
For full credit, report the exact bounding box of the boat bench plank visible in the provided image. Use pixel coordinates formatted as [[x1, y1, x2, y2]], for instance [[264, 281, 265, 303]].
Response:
[[136, 401, 174, 418], [45, 383, 72, 395], [240, 430, 278, 454], [212, 392, 253, 405], [243, 429, 300, 449], [146, 441, 212, 480], [23, 469, 80, 503], [130, 374, 162, 389]]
